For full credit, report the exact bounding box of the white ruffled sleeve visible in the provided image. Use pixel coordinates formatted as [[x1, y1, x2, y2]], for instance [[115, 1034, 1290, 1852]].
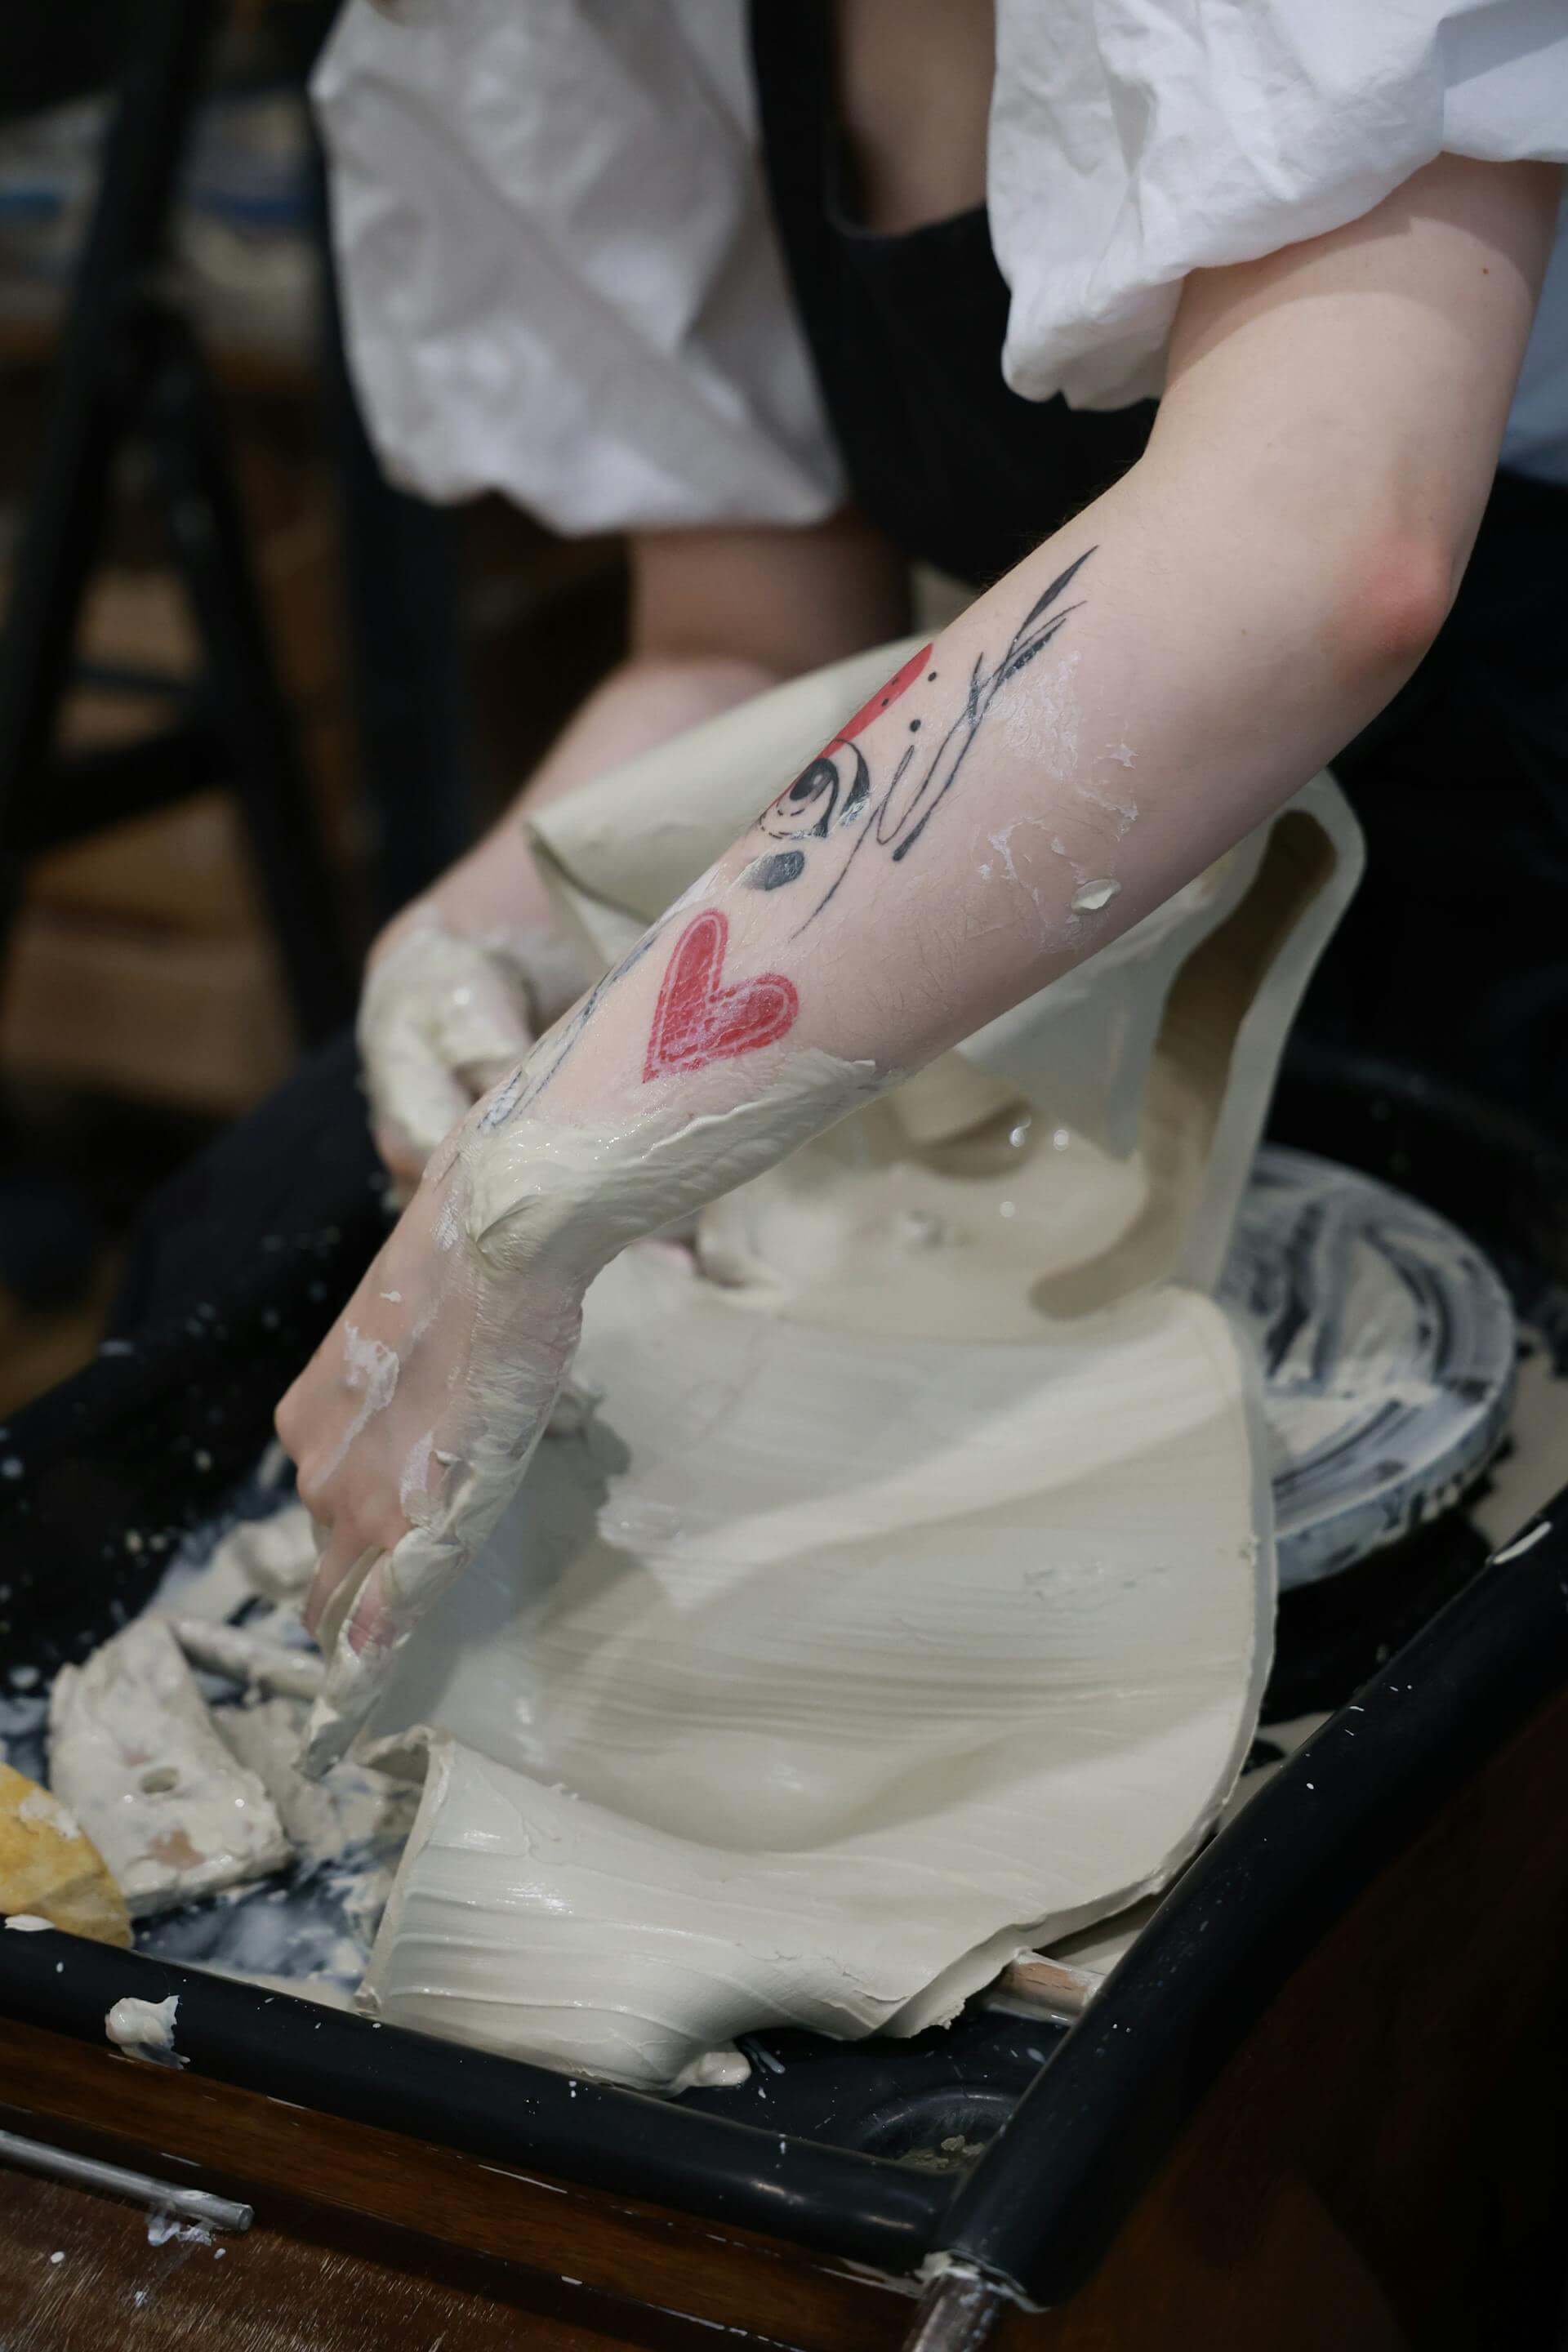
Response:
[[312, 0, 844, 533], [991, 0, 1568, 421]]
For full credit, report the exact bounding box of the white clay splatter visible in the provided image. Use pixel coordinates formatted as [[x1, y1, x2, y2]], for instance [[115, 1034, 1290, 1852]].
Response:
[[106, 1993, 188, 2068], [147, 2207, 212, 2247], [982, 819, 1058, 942], [1071, 879, 1121, 913], [399, 1431, 436, 1521], [1075, 775, 1138, 837], [999, 646, 1081, 777], [315, 1325, 399, 1486]]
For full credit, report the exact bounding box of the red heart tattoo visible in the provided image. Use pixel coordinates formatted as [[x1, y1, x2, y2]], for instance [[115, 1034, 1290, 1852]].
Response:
[[644, 911, 799, 1081]]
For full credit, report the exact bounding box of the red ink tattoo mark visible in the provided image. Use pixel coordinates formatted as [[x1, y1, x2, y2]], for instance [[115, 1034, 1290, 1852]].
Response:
[[644, 911, 799, 1081], [822, 643, 933, 754]]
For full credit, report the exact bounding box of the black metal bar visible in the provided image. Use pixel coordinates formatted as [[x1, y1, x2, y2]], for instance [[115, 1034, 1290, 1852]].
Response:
[[0, 0, 353, 1045], [310, 134, 475, 923], [0, 1932, 946, 2276], [0, 0, 214, 870], [0, 2122, 252, 2233], [72, 661, 192, 701], [143, 304, 351, 1039], [15, 721, 221, 854], [927, 1493, 1568, 2308]]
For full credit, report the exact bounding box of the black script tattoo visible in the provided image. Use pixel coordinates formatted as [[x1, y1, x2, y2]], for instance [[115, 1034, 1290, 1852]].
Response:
[[751, 549, 1093, 931]]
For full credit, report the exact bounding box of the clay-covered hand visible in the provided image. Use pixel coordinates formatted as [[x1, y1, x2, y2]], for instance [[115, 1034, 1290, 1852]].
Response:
[[281, 978, 880, 1775], [278, 1095, 594, 1775], [359, 915, 594, 1192]]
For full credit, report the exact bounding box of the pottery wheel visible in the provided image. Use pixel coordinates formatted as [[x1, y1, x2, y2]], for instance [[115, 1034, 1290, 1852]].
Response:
[[1222, 1146, 1516, 1588]]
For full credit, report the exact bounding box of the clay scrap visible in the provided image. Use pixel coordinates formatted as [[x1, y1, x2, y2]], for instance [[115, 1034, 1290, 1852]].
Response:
[[49, 1619, 292, 1915]]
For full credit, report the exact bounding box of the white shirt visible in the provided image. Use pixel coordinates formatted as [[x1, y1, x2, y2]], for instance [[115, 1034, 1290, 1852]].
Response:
[[314, 0, 1568, 532]]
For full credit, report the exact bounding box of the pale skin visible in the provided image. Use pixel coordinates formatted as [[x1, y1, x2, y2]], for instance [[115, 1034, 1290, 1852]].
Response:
[[362, 510, 909, 1187], [281, 144, 1560, 1728]]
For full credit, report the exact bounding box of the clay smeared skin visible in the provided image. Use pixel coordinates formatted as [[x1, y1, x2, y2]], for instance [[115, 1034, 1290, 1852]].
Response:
[[297, 1048, 884, 1775], [359, 919, 598, 1187]]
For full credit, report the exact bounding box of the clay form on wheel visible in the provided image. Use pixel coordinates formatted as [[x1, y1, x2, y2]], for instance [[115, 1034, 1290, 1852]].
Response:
[[360, 646, 1364, 2091]]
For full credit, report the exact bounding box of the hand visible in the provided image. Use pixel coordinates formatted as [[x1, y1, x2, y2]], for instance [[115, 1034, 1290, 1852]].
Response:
[[359, 911, 595, 1193], [278, 1097, 590, 1774]]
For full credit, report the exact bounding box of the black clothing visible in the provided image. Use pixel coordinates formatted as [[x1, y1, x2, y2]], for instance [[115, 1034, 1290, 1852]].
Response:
[[750, 0, 1153, 590]]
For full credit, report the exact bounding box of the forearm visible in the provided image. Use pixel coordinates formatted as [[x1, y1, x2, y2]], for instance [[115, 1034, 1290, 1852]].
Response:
[[389, 652, 783, 953], [362, 512, 908, 1184], [394, 508, 910, 947], [460, 467, 1396, 1258], [457, 152, 1557, 1268]]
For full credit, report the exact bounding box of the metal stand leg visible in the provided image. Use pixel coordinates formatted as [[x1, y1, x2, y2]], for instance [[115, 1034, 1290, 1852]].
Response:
[[311, 140, 474, 924], [144, 306, 350, 1039], [0, 0, 352, 1044], [902, 2269, 1010, 2351], [0, 0, 209, 860], [0, 0, 211, 1307]]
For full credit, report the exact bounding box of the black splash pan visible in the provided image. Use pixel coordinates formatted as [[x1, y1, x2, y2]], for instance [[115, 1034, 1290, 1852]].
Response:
[[1, 1036, 1564, 2305]]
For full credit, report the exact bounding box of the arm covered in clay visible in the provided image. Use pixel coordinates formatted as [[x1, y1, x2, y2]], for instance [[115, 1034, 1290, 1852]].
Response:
[[282, 152, 1557, 1769], [360, 514, 908, 1188]]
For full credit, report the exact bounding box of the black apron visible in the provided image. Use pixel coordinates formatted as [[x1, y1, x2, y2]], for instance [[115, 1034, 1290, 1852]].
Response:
[[749, 0, 1154, 589]]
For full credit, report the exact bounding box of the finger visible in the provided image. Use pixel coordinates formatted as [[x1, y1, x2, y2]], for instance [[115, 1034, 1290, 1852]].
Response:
[[318, 1544, 383, 1656], [457, 1050, 527, 1103], [342, 1552, 399, 1660], [302, 1526, 454, 1777], [341, 1517, 443, 1662], [431, 959, 532, 1081], [303, 1524, 379, 1645], [372, 1119, 430, 1202], [368, 1037, 473, 1174]]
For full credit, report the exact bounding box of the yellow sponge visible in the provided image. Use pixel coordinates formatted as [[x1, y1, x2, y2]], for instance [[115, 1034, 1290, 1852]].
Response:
[[0, 1760, 132, 1947]]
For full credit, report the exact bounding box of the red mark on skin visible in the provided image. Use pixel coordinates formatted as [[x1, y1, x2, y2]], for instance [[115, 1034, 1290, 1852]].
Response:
[[644, 911, 799, 1081], [822, 643, 933, 753]]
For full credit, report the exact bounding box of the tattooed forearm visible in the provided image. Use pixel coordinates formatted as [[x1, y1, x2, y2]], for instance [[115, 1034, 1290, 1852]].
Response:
[[479, 927, 663, 1128], [479, 554, 1091, 1126], [747, 550, 1093, 930]]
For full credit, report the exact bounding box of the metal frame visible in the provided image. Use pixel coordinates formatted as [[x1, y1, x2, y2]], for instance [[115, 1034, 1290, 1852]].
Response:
[[898, 1490, 1568, 2341]]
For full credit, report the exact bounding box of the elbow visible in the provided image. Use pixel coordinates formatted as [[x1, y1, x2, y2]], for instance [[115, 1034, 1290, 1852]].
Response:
[[1327, 530, 1458, 694]]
